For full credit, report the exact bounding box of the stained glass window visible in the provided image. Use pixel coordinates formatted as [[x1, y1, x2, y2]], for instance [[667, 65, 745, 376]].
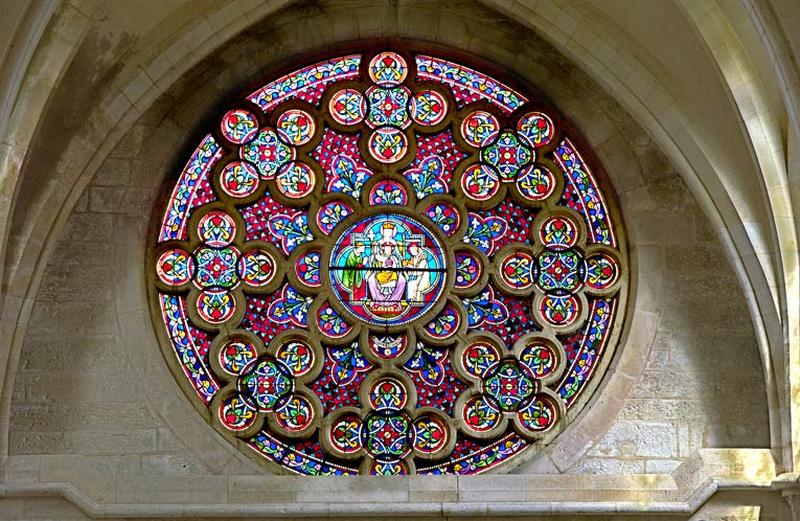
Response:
[[152, 50, 626, 475]]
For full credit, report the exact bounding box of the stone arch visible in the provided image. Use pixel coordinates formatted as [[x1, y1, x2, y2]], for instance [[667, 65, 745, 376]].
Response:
[[3, 0, 768, 477], [1, 0, 795, 517]]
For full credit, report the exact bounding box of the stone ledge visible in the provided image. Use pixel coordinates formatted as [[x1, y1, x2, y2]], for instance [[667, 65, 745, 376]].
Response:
[[0, 449, 782, 517]]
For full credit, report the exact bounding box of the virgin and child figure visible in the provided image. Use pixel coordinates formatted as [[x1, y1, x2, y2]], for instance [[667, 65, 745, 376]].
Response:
[[366, 222, 406, 304], [340, 222, 433, 306]]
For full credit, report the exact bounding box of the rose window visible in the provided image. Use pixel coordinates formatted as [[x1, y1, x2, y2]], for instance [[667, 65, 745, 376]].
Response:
[[152, 50, 627, 475]]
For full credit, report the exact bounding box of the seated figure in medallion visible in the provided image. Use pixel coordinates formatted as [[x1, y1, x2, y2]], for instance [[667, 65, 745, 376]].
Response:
[[366, 222, 406, 305]]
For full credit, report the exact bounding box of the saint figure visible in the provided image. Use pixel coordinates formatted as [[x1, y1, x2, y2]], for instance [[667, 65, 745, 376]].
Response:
[[366, 222, 406, 302], [341, 241, 367, 301], [405, 241, 431, 302]]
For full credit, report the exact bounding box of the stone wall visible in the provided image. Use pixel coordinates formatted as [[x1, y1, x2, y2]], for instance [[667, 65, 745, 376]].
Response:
[[7, 0, 769, 478], [0, 0, 784, 519]]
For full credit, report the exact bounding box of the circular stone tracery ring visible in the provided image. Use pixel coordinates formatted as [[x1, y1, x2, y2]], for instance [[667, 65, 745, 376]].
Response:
[[150, 48, 627, 476]]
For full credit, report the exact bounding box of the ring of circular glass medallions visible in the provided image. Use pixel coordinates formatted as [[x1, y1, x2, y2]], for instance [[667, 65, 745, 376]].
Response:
[[150, 49, 627, 475]]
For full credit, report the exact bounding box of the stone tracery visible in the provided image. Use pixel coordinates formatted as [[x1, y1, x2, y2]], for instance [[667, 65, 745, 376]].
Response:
[[152, 49, 626, 475]]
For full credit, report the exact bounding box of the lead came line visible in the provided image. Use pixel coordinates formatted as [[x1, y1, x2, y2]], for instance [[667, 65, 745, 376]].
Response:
[[328, 266, 446, 273]]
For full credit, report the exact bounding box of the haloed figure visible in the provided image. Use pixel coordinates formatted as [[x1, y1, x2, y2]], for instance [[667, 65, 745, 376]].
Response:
[[342, 241, 367, 301], [367, 222, 406, 302], [405, 241, 430, 302]]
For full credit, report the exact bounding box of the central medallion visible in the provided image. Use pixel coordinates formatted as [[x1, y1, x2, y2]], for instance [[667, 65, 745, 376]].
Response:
[[328, 212, 447, 327]]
